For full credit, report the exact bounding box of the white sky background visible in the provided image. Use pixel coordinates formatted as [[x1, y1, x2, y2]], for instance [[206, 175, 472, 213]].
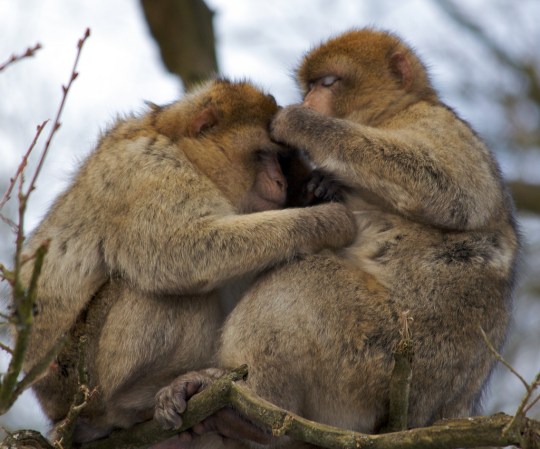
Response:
[[0, 0, 539, 434]]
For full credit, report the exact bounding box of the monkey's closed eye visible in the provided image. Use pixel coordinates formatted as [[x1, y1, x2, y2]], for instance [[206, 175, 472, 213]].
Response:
[[307, 75, 340, 92], [320, 75, 340, 87], [255, 148, 279, 162]]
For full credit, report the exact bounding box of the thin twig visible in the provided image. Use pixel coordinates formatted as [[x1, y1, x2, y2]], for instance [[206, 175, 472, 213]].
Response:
[[524, 392, 540, 415], [479, 326, 529, 390], [508, 371, 540, 430], [480, 327, 540, 435], [0, 342, 13, 355], [0, 120, 49, 211], [25, 28, 90, 198], [0, 43, 42, 72]]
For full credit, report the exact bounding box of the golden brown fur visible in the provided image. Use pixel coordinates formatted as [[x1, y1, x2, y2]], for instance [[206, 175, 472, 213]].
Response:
[[19, 79, 357, 444], [157, 30, 520, 448]]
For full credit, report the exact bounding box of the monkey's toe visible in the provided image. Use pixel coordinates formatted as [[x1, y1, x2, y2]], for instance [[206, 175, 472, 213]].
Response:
[[154, 385, 188, 430]]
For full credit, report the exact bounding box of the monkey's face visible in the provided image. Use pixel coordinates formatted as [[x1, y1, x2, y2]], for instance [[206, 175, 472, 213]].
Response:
[[303, 75, 338, 116], [297, 29, 421, 123], [169, 80, 287, 213], [213, 126, 288, 214], [298, 59, 369, 120]]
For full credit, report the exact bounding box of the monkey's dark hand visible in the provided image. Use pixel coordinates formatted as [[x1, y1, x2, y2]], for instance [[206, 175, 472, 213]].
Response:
[[305, 169, 346, 205]]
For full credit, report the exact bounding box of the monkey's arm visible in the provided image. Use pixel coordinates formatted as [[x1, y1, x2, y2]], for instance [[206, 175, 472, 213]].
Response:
[[271, 104, 503, 231], [103, 202, 356, 295]]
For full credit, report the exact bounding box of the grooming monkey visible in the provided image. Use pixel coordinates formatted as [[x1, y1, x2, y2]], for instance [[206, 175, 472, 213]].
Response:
[[155, 29, 520, 447], [19, 79, 357, 444]]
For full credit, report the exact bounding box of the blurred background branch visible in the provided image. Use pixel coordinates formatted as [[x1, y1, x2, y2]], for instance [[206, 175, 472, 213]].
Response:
[[141, 0, 218, 90]]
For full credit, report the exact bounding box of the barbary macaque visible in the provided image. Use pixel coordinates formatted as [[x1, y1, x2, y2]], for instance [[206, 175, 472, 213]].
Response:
[[156, 29, 520, 448], [19, 79, 357, 444]]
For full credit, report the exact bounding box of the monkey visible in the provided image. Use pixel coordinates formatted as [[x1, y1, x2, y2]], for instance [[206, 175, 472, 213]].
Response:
[[18, 79, 358, 445], [154, 29, 520, 448]]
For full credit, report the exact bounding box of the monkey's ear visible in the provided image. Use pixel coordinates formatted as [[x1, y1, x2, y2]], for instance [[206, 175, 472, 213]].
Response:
[[189, 106, 219, 137], [389, 52, 413, 91]]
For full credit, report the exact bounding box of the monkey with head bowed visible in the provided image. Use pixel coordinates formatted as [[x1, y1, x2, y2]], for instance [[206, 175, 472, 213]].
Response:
[[19, 79, 357, 444], [157, 29, 520, 447]]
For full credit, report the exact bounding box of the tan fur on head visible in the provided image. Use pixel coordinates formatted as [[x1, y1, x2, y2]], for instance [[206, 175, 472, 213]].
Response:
[[297, 28, 438, 120], [154, 79, 279, 142]]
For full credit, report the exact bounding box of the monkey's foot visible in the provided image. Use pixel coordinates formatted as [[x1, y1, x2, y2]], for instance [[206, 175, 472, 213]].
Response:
[[154, 368, 226, 430]]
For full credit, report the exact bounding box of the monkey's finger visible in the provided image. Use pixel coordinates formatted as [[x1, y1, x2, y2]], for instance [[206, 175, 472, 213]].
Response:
[[325, 182, 345, 202], [314, 183, 330, 198], [306, 171, 324, 193], [155, 386, 189, 429], [154, 405, 183, 430]]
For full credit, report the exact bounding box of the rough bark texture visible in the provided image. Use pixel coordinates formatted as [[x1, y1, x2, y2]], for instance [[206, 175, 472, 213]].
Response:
[[140, 0, 218, 90], [3, 367, 540, 449]]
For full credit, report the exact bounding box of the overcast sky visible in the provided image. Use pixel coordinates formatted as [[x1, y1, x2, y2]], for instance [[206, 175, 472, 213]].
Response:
[[1, 0, 539, 434]]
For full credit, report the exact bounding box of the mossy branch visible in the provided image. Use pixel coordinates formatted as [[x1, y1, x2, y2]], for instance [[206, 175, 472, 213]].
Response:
[[75, 364, 540, 449], [3, 365, 540, 449], [229, 381, 540, 449]]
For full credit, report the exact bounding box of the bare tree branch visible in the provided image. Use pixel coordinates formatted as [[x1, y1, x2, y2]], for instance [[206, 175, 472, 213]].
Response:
[[0, 27, 91, 417], [25, 28, 90, 199], [69, 365, 540, 449]]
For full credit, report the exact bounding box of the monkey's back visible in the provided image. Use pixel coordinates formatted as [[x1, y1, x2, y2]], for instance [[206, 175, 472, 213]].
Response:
[[220, 206, 519, 432]]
